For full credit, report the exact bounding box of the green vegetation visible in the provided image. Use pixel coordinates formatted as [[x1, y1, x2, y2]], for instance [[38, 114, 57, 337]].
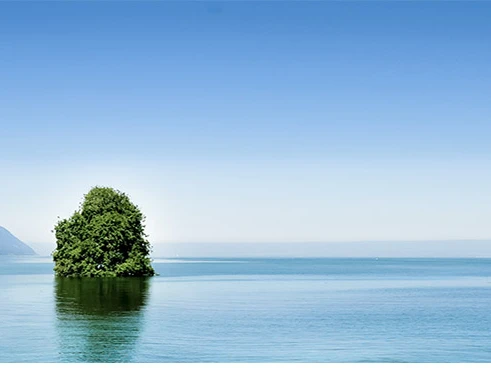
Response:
[[53, 187, 155, 277]]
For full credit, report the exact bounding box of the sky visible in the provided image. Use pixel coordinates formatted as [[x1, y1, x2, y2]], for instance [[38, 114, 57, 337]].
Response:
[[1, 2, 491, 256]]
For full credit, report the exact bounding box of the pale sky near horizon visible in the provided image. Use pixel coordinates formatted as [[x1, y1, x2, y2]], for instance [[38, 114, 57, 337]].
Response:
[[1, 2, 491, 256]]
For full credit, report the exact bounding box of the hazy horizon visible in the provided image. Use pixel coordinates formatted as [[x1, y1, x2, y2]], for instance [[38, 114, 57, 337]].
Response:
[[26, 239, 491, 259]]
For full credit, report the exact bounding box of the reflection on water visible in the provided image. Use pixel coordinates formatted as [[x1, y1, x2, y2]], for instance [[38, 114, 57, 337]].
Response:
[[54, 277, 150, 362], [1, 258, 487, 362]]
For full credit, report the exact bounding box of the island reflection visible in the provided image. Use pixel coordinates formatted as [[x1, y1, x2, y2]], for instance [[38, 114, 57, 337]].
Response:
[[54, 277, 150, 362]]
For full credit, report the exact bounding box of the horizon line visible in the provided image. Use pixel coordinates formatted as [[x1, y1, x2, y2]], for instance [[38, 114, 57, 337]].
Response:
[[29, 238, 491, 245]]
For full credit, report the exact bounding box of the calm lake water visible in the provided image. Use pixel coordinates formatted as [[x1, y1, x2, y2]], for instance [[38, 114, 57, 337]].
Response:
[[1, 256, 491, 362]]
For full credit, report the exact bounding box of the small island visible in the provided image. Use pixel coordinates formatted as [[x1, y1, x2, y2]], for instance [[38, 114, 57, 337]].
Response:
[[52, 186, 155, 277]]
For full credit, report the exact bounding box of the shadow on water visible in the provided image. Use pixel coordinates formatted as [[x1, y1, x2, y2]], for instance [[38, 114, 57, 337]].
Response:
[[54, 277, 151, 363]]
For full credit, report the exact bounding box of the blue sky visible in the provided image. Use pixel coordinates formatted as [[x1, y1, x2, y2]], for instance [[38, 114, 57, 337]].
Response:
[[1, 2, 491, 255]]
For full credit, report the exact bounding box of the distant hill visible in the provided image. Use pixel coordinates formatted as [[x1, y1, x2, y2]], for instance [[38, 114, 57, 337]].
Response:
[[0, 226, 36, 255]]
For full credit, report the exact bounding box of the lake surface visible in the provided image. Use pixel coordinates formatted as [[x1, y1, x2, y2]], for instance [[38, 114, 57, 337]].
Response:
[[1, 257, 491, 362]]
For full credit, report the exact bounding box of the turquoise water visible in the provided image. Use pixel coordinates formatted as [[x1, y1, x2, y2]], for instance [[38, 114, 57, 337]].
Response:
[[1, 256, 491, 362]]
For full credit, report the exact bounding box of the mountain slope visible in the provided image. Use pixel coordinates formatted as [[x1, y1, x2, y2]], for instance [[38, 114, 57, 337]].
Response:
[[0, 226, 36, 255]]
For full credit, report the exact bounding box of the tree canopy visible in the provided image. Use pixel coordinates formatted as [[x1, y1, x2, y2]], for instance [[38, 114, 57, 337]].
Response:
[[53, 187, 155, 277]]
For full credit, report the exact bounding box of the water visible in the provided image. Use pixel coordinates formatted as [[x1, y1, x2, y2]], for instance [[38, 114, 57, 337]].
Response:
[[1, 256, 491, 362]]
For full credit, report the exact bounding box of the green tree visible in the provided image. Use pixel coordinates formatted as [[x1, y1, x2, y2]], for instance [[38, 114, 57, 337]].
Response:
[[53, 187, 155, 277]]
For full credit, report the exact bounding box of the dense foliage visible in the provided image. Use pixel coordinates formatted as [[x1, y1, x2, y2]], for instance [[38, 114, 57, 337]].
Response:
[[53, 187, 155, 277]]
